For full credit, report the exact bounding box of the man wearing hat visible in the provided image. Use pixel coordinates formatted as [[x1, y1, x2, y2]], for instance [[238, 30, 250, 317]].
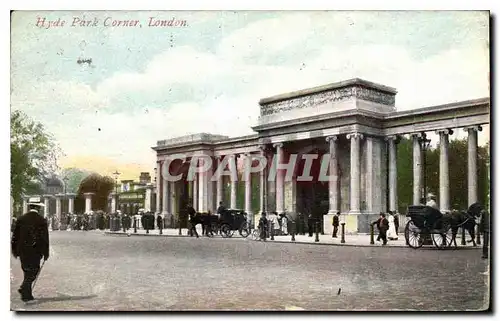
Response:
[[426, 193, 439, 210], [11, 199, 50, 302]]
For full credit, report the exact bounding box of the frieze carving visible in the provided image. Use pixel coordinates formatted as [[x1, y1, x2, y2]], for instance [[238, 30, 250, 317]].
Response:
[[260, 85, 395, 116]]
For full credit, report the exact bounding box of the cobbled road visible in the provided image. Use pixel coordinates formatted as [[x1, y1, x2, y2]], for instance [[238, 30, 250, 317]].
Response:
[[10, 231, 489, 311]]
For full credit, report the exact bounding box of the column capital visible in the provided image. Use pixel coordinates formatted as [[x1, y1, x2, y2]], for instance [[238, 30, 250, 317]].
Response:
[[463, 125, 483, 133], [410, 132, 426, 139], [55, 193, 66, 199], [385, 135, 399, 142], [325, 135, 338, 143], [273, 142, 284, 149], [42, 194, 53, 199], [84, 192, 95, 197], [65, 193, 77, 198], [436, 129, 454, 136], [346, 132, 363, 140], [258, 144, 267, 151]]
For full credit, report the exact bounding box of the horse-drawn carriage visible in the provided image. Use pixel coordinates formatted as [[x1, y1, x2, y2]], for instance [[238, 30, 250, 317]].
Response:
[[208, 209, 250, 238], [405, 203, 484, 249], [219, 209, 250, 238], [404, 205, 453, 249]]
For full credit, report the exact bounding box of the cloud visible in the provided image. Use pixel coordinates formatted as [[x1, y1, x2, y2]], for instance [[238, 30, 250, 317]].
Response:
[[11, 12, 490, 174]]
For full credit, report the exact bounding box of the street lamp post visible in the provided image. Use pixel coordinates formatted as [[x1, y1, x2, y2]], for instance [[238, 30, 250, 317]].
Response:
[[419, 133, 432, 200], [113, 170, 121, 213], [63, 176, 69, 194]]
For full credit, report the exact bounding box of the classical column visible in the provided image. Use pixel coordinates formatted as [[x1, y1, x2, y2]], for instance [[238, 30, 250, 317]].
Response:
[[347, 133, 363, 213], [274, 143, 285, 214], [412, 133, 423, 205], [216, 156, 223, 208], [198, 156, 209, 212], [162, 175, 169, 215], [145, 184, 153, 212], [84, 192, 94, 213], [55, 194, 63, 219], [169, 181, 176, 216], [386, 135, 398, 212], [230, 155, 238, 209], [67, 193, 76, 214], [437, 129, 453, 212], [43, 195, 51, 218], [465, 126, 482, 206], [244, 153, 253, 221], [193, 172, 198, 211], [326, 136, 339, 214], [258, 145, 267, 214], [156, 161, 162, 214], [22, 196, 29, 213]]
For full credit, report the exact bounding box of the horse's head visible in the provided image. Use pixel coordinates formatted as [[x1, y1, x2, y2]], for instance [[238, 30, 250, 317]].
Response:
[[467, 202, 484, 218]]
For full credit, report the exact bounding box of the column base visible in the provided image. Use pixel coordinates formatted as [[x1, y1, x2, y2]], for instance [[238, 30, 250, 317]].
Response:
[[338, 212, 383, 234], [323, 214, 335, 236], [162, 212, 173, 228]]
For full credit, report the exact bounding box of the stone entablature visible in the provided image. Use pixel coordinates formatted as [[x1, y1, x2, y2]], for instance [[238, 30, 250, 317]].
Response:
[[155, 133, 229, 149], [259, 78, 397, 117]]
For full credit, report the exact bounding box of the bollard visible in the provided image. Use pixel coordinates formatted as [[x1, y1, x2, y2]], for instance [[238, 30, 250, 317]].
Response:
[[271, 223, 275, 240], [291, 221, 296, 242], [476, 227, 481, 245], [315, 222, 320, 242], [134, 219, 137, 233], [461, 227, 466, 246], [370, 224, 375, 245], [341, 223, 345, 244], [178, 217, 182, 235], [159, 222, 163, 235]]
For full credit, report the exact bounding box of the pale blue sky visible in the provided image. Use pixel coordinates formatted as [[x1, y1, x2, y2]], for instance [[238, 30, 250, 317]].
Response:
[[10, 11, 489, 177]]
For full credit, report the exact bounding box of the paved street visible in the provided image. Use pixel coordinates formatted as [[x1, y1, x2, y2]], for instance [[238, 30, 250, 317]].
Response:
[[11, 231, 489, 311]]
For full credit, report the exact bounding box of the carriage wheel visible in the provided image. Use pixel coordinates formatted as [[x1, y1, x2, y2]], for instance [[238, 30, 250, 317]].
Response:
[[220, 224, 233, 238], [405, 220, 423, 249], [431, 220, 454, 249], [239, 221, 250, 237]]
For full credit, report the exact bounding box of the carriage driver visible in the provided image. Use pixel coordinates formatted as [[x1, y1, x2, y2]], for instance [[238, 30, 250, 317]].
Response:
[[426, 193, 439, 210]]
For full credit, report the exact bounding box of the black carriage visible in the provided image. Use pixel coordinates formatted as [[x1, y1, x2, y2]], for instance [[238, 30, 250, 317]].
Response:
[[217, 209, 250, 238], [404, 205, 453, 249]]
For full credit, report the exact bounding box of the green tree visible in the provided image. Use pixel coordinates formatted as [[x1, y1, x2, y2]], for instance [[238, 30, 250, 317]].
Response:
[[74, 173, 114, 212], [10, 110, 61, 213], [61, 168, 93, 193]]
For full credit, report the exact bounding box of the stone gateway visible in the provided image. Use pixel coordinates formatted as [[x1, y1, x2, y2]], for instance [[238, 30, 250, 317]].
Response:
[[151, 78, 489, 234]]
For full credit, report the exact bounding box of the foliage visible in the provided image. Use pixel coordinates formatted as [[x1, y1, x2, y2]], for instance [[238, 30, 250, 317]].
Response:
[[74, 173, 115, 212], [61, 168, 93, 194], [10, 110, 62, 212], [397, 136, 489, 213]]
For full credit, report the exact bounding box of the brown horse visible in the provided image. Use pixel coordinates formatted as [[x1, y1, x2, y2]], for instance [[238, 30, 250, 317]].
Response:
[[448, 202, 483, 247]]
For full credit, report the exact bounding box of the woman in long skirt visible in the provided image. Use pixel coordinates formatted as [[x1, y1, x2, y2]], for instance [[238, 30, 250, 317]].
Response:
[[387, 213, 398, 240]]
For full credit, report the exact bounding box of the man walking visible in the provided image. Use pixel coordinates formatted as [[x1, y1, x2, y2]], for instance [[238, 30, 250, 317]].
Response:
[[11, 201, 50, 302], [332, 212, 340, 238], [372, 213, 389, 246]]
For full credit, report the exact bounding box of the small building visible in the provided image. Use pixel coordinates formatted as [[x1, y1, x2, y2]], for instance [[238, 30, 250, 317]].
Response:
[[113, 172, 155, 215]]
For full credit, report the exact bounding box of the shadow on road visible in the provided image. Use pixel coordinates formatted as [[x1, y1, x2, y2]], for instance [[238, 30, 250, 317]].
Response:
[[27, 294, 97, 305]]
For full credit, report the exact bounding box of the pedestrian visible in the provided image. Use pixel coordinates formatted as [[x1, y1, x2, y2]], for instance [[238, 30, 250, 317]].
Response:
[[156, 214, 163, 230], [307, 213, 314, 237], [11, 201, 50, 302], [387, 212, 398, 240], [392, 211, 399, 236], [372, 213, 389, 245], [258, 212, 269, 241], [332, 212, 340, 238], [187, 203, 199, 238]]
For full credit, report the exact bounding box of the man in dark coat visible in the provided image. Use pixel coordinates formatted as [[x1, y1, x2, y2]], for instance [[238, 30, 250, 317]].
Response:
[[11, 202, 50, 302], [372, 213, 389, 245], [258, 212, 269, 241], [332, 212, 340, 238], [156, 214, 163, 230], [187, 204, 199, 238], [392, 211, 399, 235]]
